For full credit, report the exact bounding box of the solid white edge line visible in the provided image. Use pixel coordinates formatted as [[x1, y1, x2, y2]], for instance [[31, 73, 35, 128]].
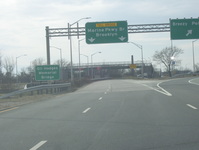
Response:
[[157, 82, 172, 96], [141, 82, 172, 96], [188, 79, 199, 86], [29, 141, 47, 150], [187, 104, 198, 110], [82, 107, 91, 113]]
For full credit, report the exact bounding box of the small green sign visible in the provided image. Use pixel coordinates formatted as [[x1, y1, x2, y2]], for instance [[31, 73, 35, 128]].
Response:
[[86, 21, 128, 44], [170, 18, 199, 40], [35, 65, 60, 81]]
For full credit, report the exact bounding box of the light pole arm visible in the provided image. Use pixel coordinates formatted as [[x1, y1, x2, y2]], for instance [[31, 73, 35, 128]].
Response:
[[91, 52, 101, 57], [70, 17, 91, 26], [50, 46, 62, 66], [50, 46, 61, 50], [80, 54, 89, 64], [128, 42, 142, 49]]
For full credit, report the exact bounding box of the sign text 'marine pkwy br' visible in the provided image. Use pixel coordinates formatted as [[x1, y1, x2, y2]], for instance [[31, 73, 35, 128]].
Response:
[[86, 21, 128, 44]]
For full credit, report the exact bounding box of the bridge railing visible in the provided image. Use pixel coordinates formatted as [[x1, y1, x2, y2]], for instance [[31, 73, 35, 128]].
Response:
[[72, 61, 152, 68]]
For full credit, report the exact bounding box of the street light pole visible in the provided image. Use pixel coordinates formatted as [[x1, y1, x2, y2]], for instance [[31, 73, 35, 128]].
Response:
[[16, 54, 27, 83], [80, 54, 89, 76], [68, 17, 91, 84], [128, 42, 144, 78], [192, 39, 198, 72], [50, 46, 63, 80], [78, 38, 85, 80], [91, 52, 101, 79]]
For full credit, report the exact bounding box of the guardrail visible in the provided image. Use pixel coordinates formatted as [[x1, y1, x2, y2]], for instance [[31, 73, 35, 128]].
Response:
[[0, 83, 71, 99]]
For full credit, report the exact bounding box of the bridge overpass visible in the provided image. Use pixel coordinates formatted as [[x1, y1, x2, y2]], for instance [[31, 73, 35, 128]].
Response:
[[62, 61, 154, 80]]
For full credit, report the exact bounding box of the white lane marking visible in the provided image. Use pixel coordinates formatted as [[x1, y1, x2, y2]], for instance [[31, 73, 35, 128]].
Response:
[[29, 141, 47, 150], [187, 104, 198, 110], [157, 82, 172, 96], [105, 86, 111, 94], [141, 82, 172, 96], [188, 79, 199, 86], [99, 97, 103, 100], [82, 107, 91, 113]]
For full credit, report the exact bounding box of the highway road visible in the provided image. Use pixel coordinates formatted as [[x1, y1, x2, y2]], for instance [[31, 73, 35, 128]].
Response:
[[0, 77, 199, 150]]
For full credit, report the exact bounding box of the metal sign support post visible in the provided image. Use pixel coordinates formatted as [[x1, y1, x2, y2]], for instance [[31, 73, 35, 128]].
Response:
[[46, 26, 50, 65], [68, 23, 74, 84]]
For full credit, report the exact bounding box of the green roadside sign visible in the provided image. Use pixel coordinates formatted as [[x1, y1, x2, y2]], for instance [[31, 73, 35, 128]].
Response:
[[86, 21, 128, 44], [170, 18, 199, 40], [35, 65, 60, 81]]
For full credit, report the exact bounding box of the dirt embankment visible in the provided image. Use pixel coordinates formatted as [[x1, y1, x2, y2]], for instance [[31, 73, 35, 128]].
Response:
[[0, 94, 56, 111]]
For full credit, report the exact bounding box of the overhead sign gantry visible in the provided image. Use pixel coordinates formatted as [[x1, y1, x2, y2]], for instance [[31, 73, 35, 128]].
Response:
[[45, 22, 170, 64]]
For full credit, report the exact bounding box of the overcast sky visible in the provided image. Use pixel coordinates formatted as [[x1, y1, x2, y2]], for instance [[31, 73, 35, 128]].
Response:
[[0, 0, 199, 72]]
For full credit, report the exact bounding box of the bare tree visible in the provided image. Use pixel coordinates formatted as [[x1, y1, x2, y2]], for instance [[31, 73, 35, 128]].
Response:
[[153, 46, 183, 77], [3, 56, 15, 75], [53, 58, 70, 68], [32, 57, 45, 66], [29, 57, 46, 72]]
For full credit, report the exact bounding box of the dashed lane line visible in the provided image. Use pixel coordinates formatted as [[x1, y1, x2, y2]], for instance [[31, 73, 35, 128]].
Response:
[[187, 104, 198, 110], [82, 107, 91, 113], [29, 141, 47, 150]]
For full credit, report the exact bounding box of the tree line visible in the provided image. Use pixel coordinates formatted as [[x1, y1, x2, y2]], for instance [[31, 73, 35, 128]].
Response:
[[0, 46, 198, 92], [0, 52, 70, 92]]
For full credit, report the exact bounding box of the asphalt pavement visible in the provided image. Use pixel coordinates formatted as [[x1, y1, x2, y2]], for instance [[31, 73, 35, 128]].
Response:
[[0, 77, 199, 150]]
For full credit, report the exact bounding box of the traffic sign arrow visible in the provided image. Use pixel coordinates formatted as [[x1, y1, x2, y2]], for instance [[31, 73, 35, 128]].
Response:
[[186, 30, 192, 36], [88, 37, 95, 43], [118, 36, 126, 41]]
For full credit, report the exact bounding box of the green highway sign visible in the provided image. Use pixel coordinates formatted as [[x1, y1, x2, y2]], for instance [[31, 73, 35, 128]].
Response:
[[35, 65, 60, 81], [86, 21, 128, 44], [170, 18, 199, 40]]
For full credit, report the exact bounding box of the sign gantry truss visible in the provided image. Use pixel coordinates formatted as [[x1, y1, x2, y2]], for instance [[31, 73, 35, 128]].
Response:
[[45, 23, 170, 65], [46, 23, 170, 38], [128, 23, 170, 33]]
